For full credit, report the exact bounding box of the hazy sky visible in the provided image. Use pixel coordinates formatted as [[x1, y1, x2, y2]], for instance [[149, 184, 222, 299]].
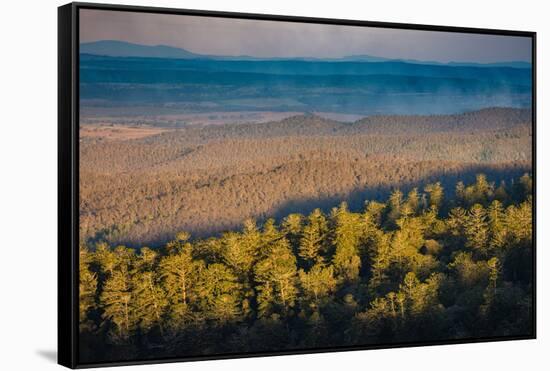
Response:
[[80, 9, 532, 63]]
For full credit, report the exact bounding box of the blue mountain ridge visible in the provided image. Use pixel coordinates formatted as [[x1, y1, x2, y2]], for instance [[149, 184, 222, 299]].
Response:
[[80, 40, 531, 69]]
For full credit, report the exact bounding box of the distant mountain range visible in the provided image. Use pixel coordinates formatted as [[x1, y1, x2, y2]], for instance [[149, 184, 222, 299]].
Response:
[[80, 40, 532, 69]]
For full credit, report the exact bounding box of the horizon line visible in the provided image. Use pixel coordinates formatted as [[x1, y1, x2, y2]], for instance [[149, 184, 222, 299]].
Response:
[[80, 39, 533, 65]]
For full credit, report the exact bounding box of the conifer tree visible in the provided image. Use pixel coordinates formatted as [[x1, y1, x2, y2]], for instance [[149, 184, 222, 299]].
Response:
[[368, 231, 392, 293], [79, 246, 97, 331], [331, 202, 362, 283], [298, 263, 336, 308], [487, 200, 506, 250], [196, 263, 242, 322], [494, 181, 509, 203], [487, 257, 501, 296], [131, 271, 167, 335], [461, 174, 494, 206], [164, 231, 191, 255], [299, 209, 328, 268], [391, 217, 425, 275], [94, 242, 117, 276], [482, 257, 501, 315], [159, 245, 198, 332], [221, 232, 254, 277], [447, 207, 467, 237], [100, 268, 135, 343], [505, 198, 532, 243], [255, 238, 297, 317], [474, 174, 493, 202], [519, 173, 533, 199], [387, 189, 404, 223], [282, 213, 303, 253], [455, 181, 465, 205], [364, 200, 386, 227], [424, 182, 444, 211], [258, 219, 283, 259], [402, 188, 420, 217], [464, 204, 489, 252], [241, 218, 262, 260]]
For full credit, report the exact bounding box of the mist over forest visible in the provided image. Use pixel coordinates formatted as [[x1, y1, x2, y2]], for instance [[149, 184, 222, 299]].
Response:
[[78, 40, 533, 363], [79, 43, 532, 117]]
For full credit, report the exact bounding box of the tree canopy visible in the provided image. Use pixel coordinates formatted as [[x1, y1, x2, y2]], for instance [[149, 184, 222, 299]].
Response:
[[79, 173, 533, 363]]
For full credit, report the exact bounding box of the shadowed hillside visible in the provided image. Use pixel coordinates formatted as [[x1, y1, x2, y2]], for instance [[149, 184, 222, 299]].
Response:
[[79, 108, 532, 247]]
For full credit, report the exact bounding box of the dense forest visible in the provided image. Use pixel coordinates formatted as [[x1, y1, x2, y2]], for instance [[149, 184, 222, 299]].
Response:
[[79, 173, 533, 363], [79, 108, 532, 247]]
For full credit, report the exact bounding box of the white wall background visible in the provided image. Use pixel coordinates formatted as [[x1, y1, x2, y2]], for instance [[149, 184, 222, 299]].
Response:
[[0, 0, 547, 369]]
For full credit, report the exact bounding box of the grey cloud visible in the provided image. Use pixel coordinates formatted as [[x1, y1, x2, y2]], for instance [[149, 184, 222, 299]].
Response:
[[80, 9, 532, 63]]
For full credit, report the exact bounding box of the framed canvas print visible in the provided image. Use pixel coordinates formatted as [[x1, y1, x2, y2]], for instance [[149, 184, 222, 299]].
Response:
[[58, 2, 536, 368]]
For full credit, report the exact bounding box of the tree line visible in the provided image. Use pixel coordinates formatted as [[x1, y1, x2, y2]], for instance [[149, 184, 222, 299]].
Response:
[[79, 174, 533, 363]]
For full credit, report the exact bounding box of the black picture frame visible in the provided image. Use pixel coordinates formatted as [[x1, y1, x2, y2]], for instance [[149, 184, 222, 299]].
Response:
[[58, 2, 537, 368]]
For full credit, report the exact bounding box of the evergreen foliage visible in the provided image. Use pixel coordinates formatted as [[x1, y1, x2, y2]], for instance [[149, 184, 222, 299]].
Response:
[[79, 174, 533, 362]]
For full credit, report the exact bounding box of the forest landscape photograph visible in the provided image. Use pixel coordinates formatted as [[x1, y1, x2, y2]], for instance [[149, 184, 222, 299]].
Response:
[[77, 8, 534, 364]]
